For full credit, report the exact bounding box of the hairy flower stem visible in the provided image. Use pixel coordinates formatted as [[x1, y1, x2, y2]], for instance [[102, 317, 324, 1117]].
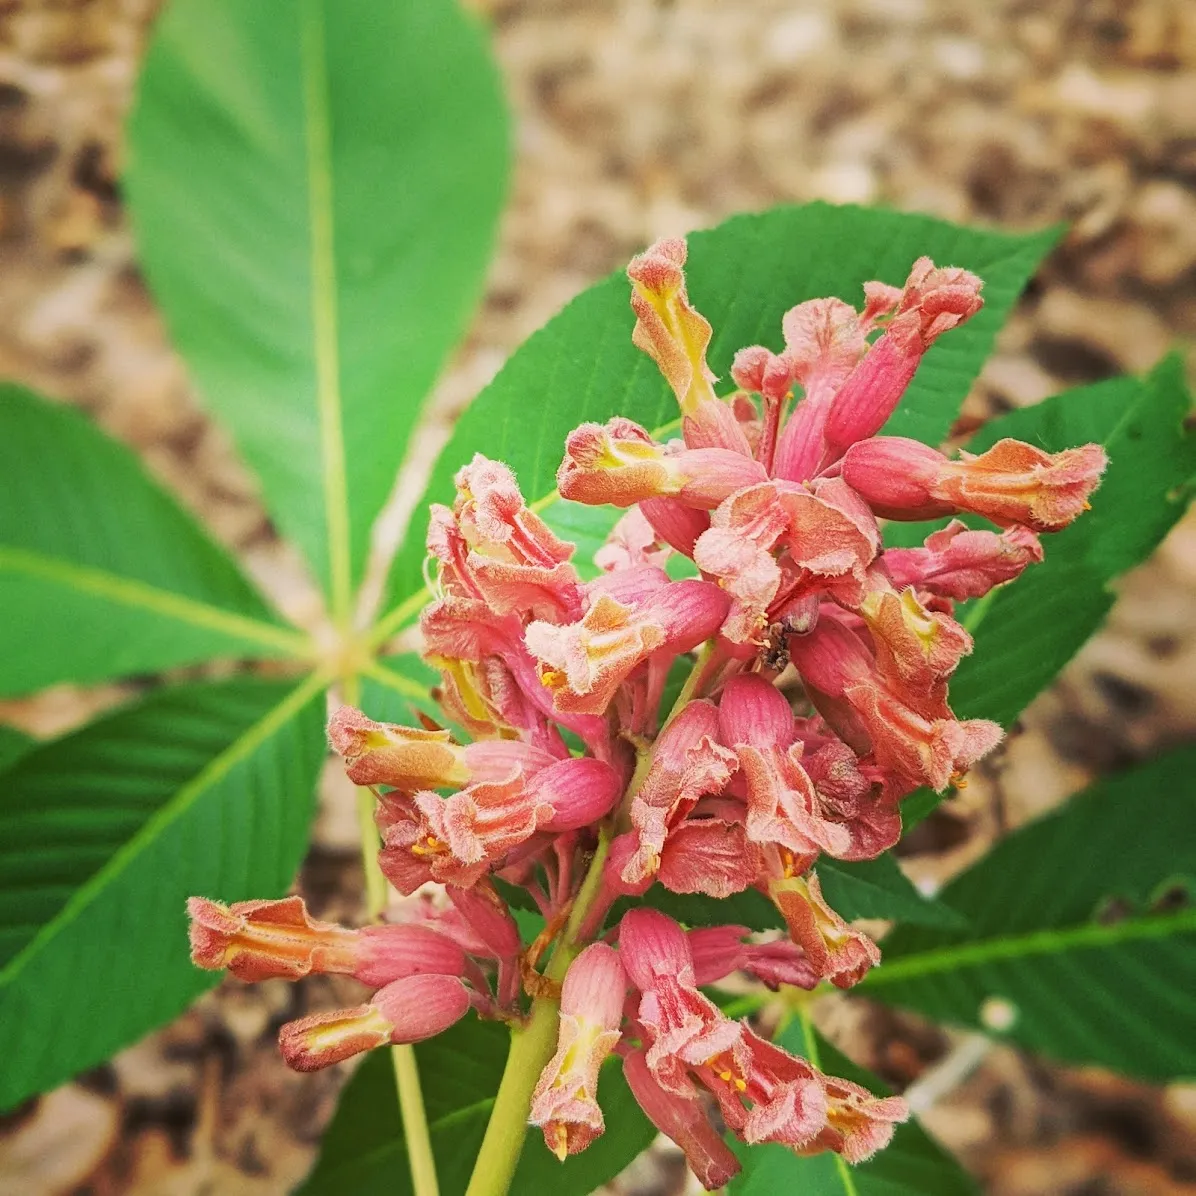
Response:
[[464, 829, 613, 1196]]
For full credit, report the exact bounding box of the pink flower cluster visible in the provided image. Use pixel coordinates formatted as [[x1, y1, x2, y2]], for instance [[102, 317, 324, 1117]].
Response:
[[187, 239, 1105, 1186]]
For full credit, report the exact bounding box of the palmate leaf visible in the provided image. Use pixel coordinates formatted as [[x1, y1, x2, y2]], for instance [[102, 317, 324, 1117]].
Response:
[[731, 1016, 979, 1195], [861, 746, 1196, 1082], [0, 675, 327, 1109], [126, 0, 510, 611], [0, 387, 305, 697], [299, 1013, 655, 1196], [899, 356, 1196, 826], [377, 205, 1059, 628]]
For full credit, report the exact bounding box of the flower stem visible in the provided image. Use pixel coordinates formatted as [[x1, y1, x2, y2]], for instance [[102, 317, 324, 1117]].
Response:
[[343, 669, 440, 1196], [661, 638, 716, 731], [464, 829, 613, 1196], [393, 1044, 441, 1196]]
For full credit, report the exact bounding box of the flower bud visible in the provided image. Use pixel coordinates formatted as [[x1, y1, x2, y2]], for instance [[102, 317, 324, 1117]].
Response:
[[557, 418, 766, 509], [530, 943, 627, 1159], [822, 259, 983, 458], [278, 973, 470, 1071], [884, 519, 1043, 600], [767, 871, 880, 989], [186, 895, 467, 987], [327, 706, 468, 790], [841, 436, 1107, 532]]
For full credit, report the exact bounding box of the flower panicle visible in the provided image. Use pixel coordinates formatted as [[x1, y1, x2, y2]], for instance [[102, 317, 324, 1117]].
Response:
[[186, 238, 1105, 1188]]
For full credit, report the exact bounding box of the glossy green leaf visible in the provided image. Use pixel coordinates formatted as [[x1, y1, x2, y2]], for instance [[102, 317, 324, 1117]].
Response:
[[642, 853, 966, 932], [731, 1017, 979, 1195], [0, 675, 327, 1109], [0, 727, 33, 773], [377, 205, 1059, 630], [127, 0, 510, 609], [356, 654, 443, 727], [0, 387, 304, 697], [299, 1013, 655, 1196], [862, 746, 1196, 1081]]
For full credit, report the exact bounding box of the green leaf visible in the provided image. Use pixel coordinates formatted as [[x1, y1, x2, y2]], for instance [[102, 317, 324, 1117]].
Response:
[[299, 1013, 655, 1196], [951, 356, 1196, 728], [357, 654, 443, 728], [731, 1017, 979, 1195], [0, 726, 33, 773], [641, 854, 965, 932], [0, 674, 327, 1109], [126, 0, 510, 610], [860, 746, 1196, 1081], [377, 204, 1059, 630], [0, 387, 305, 697]]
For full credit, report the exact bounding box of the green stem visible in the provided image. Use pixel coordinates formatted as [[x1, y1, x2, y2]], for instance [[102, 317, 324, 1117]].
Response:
[[661, 638, 715, 731], [463, 995, 561, 1196], [393, 1044, 441, 1196], [344, 668, 439, 1196], [464, 830, 613, 1196]]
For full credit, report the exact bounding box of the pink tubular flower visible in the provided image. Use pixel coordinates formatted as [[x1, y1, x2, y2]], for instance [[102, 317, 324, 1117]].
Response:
[[693, 482, 791, 643], [526, 572, 729, 715], [627, 238, 752, 455], [765, 871, 881, 989], [621, 700, 737, 887], [623, 1049, 742, 1190], [187, 896, 467, 987], [821, 258, 985, 461], [687, 924, 819, 991], [620, 909, 830, 1151], [776, 476, 881, 607], [433, 455, 583, 623], [772, 297, 870, 482], [789, 613, 1002, 792], [840, 436, 1108, 532], [278, 973, 470, 1071], [855, 576, 973, 693], [808, 1074, 910, 1163], [328, 707, 471, 790], [557, 417, 766, 509], [377, 756, 620, 893], [594, 506, 671, 573], [655, 814, 762, 898], [884, 519, 1044, 601], [530, 943, 627, 1158], [718, 674, 853, 860]]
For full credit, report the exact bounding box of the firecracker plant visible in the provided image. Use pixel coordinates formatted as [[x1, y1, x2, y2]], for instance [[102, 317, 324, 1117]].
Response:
[[1, 4, 1194, 1196]]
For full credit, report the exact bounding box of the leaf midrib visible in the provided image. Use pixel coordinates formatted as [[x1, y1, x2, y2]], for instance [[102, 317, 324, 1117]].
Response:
[[0, 545, 310, 657], [299, 0, 353, 624], [859, 907, 1196, 988], [0, 672, 327, 989]]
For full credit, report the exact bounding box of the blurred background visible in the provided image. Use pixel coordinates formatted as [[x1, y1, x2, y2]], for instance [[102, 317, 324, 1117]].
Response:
[[0, 0, 1194, 1192]]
